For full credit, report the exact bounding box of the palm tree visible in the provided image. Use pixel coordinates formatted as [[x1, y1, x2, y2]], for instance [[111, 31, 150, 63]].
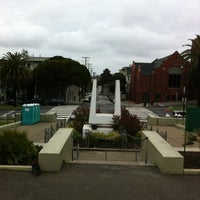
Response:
[[181, 35, 200, 107], [0, 52, 31, 106]]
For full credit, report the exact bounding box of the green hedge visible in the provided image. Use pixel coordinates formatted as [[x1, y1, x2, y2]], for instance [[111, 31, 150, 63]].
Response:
[[0, 130, 37, 165]]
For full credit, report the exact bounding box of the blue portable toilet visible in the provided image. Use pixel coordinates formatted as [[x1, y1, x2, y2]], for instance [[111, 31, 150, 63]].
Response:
[[21, 103, 40, 125], [22, 104, 34, 125]]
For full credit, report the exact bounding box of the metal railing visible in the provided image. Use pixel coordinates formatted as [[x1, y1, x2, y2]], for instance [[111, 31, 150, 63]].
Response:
[[143, 123, 167, 140], [72, 133, 82, 161], [121, 131, 148, 164], [0, 111, 16, 125], [75, 129, 149, 164], [44, 120, 66, 142], [156, 128, 167, 140]]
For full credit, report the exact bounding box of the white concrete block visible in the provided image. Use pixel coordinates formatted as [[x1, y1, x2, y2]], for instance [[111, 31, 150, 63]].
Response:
[[39, 128, 73, 171], [141, 131, 184, 174]]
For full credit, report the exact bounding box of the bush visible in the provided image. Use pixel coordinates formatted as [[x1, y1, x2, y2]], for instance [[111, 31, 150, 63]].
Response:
[[88, 131, 122, 148], [72, 106, 89, 133], [113, 108, 142, 137], [0, 129, 37, 165]]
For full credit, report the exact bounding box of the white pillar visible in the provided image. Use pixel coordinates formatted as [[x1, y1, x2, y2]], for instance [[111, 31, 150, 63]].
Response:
[[89, 79, 97, 123], [114, 80, 121, 116]]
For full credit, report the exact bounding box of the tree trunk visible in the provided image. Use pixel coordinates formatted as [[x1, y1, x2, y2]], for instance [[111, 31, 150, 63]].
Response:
[[197, 86, 200, 107], [13, 83, 17, 107]]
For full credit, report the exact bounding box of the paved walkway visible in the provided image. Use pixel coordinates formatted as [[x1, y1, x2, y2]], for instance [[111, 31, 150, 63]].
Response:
[[152, 125, 185, 147], [13, 122, 56, 143], [11, 105, 189, 148]]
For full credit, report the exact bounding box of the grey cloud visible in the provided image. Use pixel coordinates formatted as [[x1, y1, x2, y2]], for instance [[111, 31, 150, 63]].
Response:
[[0, 0, 200, 75]]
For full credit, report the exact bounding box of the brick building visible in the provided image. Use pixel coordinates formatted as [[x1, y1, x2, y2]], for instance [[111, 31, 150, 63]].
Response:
[[130, 51, 195, 104]]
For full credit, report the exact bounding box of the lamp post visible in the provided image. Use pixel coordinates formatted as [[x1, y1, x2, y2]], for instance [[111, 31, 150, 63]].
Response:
[[182, 86, 186, 117], [183, 88, 187, 171], [181, 65, 187, 171]]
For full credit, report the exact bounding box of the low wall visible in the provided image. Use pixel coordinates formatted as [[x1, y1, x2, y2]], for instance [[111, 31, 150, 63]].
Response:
[[141, 131, 184, 174], [40, 112, 57, 122], [147, 114, 185, 126], [0, 121, 21, 131], [16, 112, 57, 122], [38, 128, 73, 172]]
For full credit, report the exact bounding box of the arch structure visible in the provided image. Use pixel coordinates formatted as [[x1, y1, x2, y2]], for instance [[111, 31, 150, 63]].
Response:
[[88, 79, 121, 125]]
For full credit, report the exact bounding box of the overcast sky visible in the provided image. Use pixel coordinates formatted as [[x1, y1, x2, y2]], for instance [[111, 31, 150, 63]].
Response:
[[0, 0, 199, 75]]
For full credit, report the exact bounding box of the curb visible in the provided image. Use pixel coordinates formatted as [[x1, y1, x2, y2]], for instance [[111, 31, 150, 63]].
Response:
[[0, 165, 32, 172], [184, 169, 200, 175], [69, 160, 154, 167]]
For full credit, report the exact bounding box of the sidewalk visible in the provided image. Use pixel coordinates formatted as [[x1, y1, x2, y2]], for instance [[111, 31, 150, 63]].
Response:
[[13, 122, 56, 143]]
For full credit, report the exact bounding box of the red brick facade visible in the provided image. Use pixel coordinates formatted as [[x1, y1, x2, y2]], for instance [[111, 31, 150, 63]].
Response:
[[130, 51, 195, 104]]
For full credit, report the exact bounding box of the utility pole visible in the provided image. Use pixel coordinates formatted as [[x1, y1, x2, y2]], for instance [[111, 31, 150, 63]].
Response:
[[88, 63, 93, 75], [82, 57, 90, 68]]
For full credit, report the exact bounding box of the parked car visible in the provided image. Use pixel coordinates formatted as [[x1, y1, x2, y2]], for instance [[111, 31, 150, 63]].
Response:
[[3, 99, 23, 106], [24, 98, 46, 105], [82, 93, 91, 102], [46, 98, 64, 106]]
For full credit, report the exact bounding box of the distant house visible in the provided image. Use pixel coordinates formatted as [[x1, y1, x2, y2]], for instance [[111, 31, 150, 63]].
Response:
[[130, 51, 196, 104], [26, 56, 49, 70]]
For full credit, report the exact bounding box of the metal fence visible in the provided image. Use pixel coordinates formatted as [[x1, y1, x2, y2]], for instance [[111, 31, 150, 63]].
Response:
[[44, 120, 66, 142], [72, 130, 149, 164], [0, 111, 16, 125]]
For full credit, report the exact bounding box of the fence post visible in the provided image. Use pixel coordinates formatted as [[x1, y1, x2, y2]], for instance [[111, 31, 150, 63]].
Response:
[[121, 129, 127, 149], [85, 130, 89, 147], [145, 138, 148, 164], [44, 128, 47, 142], [165, 131, 167, 140]]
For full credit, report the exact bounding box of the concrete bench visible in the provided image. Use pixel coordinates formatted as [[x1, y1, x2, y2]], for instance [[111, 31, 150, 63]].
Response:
[[39, 128, 73, 171], [141, 131, 184, 174]]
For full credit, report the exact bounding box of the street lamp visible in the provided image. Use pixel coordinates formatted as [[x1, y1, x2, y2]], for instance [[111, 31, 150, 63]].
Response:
[[182, 86, 186, 117], [181, 65, 187, 172]]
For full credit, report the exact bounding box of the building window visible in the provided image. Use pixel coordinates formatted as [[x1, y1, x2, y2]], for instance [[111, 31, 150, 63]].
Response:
[[168, 67, 181, 88]]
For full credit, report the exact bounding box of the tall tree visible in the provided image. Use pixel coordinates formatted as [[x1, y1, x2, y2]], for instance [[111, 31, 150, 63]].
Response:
[[181, 35, 200, 106], [0, 52, 31, 106], [98, 68, 113, 85], [33, 56, 91, 99]]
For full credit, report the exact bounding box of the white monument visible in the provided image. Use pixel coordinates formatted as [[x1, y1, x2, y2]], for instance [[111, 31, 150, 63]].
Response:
[[89, 79, 121, 125], [82, 79, 121, 136]]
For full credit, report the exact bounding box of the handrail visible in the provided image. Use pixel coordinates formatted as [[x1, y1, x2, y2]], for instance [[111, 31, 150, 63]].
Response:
[[44, 120, 66, 142], [125, 133, 148, 164], [72, 133, 82, 160], [77, 130, 149, 164]]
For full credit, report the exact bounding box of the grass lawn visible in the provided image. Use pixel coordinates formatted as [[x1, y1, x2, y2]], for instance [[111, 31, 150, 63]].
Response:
[[0, 105, 21, 111]]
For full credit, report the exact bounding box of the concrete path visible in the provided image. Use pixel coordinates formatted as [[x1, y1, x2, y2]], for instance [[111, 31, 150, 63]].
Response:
[[13, 122, 56, 143], [11, 105, 78, 143], [47, 105, 78, 120], [126, 106, 158, 122]]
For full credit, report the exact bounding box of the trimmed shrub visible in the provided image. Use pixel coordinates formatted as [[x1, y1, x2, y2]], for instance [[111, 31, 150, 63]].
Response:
[[88, 131, 122, 148], [0, 129, 37, 165], [72, 106, 89, 133]]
